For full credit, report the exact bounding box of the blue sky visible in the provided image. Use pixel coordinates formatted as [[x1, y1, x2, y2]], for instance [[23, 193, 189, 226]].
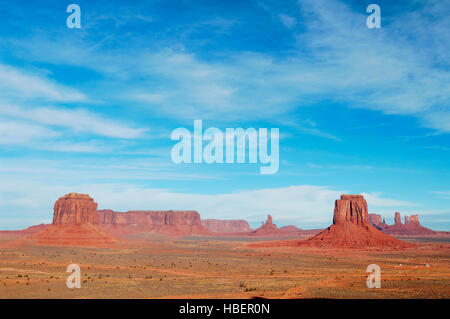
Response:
[[0, 0, 449, 230]]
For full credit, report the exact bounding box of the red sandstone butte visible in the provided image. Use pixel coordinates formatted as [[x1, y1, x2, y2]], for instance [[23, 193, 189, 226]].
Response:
[[303, 195, 411, 248], [251, 214, 283, 236], [395, 212, 402, 226], [97, 209, 211, 236], [29, 193, 117, 247], [201, 219, 253, 233], [53, 193, 98, 225], [384, 212, 435, 236], [252, 195, 411, 249]]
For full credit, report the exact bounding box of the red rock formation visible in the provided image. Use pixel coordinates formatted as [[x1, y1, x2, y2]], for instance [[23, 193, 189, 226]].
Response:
[[53, 193, 98, 225], [385, 213, 435, 236], [280, 225, 301, 232], [405, 214, 420, 225], [333, 195, 368, 226], [369, 214, 382, 226], [201, 219, 253, 233], [29, 193, 117, 247], [97, 209, 210, 236], [301, 195, 411, 248], [369, 213, 389, 230], [395, 212, 402, 226], [251, 214, 283, 236]]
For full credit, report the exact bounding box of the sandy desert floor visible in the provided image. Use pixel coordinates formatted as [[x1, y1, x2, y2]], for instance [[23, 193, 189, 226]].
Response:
[[0, 236, 449, 299]]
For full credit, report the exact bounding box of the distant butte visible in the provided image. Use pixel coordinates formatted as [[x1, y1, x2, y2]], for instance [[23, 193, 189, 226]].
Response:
[[201, 219, 253, 233], [383, 212, 435, 236]]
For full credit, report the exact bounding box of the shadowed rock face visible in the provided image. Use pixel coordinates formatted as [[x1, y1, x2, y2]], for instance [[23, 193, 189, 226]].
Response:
[[333, 195, 368, 226], [369, 214, 389, 230], [369, 214, 382, 226], [53, 193, 98, 225]]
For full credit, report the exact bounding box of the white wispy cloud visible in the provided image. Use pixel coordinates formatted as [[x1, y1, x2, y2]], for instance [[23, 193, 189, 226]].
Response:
[[431, 191, 450, 200], [4, 0, 449, 136], [0, 64, 86, 102], [361, 192, 418, 208], [0, 119, 59, 143], [0, 104, 146, 139]]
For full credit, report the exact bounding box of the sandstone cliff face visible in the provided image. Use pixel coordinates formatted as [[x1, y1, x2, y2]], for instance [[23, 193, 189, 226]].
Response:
[[201, 219, 252, 233], [333, 195, 368, 226], [97, 209, 210, 236], [53, 193, 98, 225], [98, 210, 202, 226]]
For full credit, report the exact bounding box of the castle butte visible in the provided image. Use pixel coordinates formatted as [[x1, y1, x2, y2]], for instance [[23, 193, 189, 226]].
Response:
[[369, 212, 435, 236]]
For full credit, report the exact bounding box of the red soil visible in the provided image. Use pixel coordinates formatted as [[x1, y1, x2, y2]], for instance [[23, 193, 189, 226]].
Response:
[[0, 224, 49, 241], [28, 223, 118, 247]]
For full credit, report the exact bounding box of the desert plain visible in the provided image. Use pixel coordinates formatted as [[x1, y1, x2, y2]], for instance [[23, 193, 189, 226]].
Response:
[[0, 235, 449, 299]]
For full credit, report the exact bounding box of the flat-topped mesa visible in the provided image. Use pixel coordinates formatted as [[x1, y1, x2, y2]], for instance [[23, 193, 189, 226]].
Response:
[[97, 210, 201, 226], [53, 193, 98, 225], [201, 219, 252, 233], [333, 194, 368, 226]]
